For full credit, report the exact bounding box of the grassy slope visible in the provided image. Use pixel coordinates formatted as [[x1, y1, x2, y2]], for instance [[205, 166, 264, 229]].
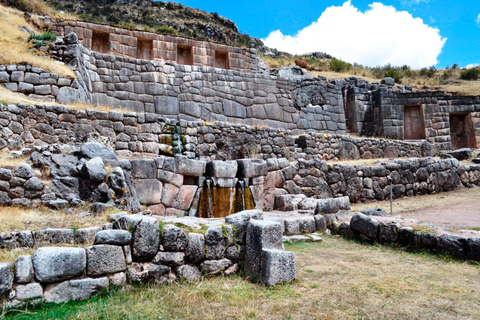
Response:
[[4, 238, 480, 319]]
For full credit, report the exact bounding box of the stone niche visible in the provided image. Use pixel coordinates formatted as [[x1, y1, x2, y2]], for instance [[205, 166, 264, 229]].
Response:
[[92, 32, 110, 54], [177, 45, 193, 65], [215, 51, 229, 69]]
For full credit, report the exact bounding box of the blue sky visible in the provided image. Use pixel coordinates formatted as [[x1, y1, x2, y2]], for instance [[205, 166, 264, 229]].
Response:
[[172, 0, 479, 69]]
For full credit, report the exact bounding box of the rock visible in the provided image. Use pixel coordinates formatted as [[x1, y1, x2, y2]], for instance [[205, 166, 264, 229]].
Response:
[[349, 213, 379, 241], [0, 262, 14, 298], [284, 218, 300, 235], [153, 251, 184, 267], [360, 207, 387, 217], [236, 159, 267, 178], [338, 142, 360, 160], [245, 220, 283, 279], [50, 177, 82, 202], [44, 277, 109, 303], [378, 221, 400, 243], [260, 249, 296, 286], [127, 262, 170, 284], [290, 235, 311, 242], [74, 226, 102, 244], [175, 155, 206, 177], [398, 227, 414, 246], [422, 232, 437, 250], [446, 148, 473, 161], [467, 238, 480, 261], [437, 234, 466, 259], [108, 167, 127, 195], [86, 245, 127, 276], [201, 258, 233, 275], [90, 202, 108, 215], [299, 216, 316, 233], [205, 226, 225, 260], [79, 142, 117, 164], [133, 179, 162, 205], [336, 222, 352, 238], [125, 215, 160, 262], [177, 265, 201, 281], [15, 282, 43, 301], [34, 228, 74, 245], [33, 247, 86, 283], [14, 163, 34, 179], [381, 77, 395, 86], [47, 199, 69, 210], [225, 244, 245, 260], [185, 232, 205, 263], [161, 225, 188, 251], [94, 229, 132, 246], [14, 255, 33, 284], [23, 177, 44, 191], [206, 160, 238, 178], [314, 215, 327, 231], [81, 157, 107, 183], [225, 209, 263, 244]]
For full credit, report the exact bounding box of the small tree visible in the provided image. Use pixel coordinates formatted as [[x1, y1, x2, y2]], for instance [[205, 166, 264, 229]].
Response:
[[460, 68, 480, 80]]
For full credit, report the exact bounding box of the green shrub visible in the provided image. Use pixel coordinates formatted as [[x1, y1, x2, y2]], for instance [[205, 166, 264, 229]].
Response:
[[460, 68, 480, 80], [29, 31, 57, 42], [329, 58, 351, 72], [155, 26, 178, 36], [419, 66, 436, 78]]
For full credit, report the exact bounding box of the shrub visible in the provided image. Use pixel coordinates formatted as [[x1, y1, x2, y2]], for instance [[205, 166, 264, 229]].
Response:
[[329, 58, 351, 72], [155, 26, 178, 36], [419, 66, 436, 78], [460, 68, 480, 80], [28, 31, 57, 42]]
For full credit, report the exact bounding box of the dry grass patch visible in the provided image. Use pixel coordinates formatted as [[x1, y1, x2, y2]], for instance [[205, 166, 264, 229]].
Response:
[[0, 3, 75, 78], [6, 238, 480, 319], [0, 154, 29, 167]]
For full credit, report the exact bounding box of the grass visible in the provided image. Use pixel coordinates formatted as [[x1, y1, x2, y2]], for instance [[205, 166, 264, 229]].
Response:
[[4, 237, 480, 319], [0, 154, 29, 167], [0, 3, 75, 78]]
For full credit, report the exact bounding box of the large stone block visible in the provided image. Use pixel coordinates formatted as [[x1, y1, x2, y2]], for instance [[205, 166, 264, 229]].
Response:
[[201, 258, 233, 275], [127, 262, 171, 284], [162, 225, 188, 252], [299, 216, 316, 233], [205, 226, 225, 260], [185, 232, 205, 263], [225, 209, 263, 244], [94, 230, 132, 246], [206, 160, 238, 178], [75, 226, 102, 244], [152, 251, 184, 267], [236, 159, 267, 178], [14, 255, 33, 284], [245, 220, 283, 278], [173, 185, 197, 211], [154, 96, 179, 115], [33, 247, 86, 283], [133, 179, 162, 205], [86, 245, 127, 276], [15, 282, 43, 301], [349, 213, 379, 241], [44, 277, 109, 303], [467, 238, 480, 261], [378, 221, 400, 243], [80, 142, 117, 164], [437, 234, 466, 259], [131, 216, 159, 262], [0, 262, 13, 298], [260, 249, 296, 286], [177, 265, 201, 281], [314, 215, 327, 231], [131, 159, 157, 179], [81, 157, 107, 183], [175, 155, 206, 177], [315, 198, 339, 214]]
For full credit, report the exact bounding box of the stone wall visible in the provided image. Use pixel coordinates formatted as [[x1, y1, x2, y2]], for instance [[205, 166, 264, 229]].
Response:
[[0, 210, 296, 307], [47, 19, 259, 73]]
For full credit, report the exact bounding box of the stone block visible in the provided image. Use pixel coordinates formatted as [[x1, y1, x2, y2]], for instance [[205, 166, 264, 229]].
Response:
[[185, 232, 205, 263], [86, 244, 127, 276], [284, 218, 300, 235], [398, 227, 414, 246], [315, 198, 339, 214], [437, 234, 466, 259], [349, 213, 379, 241], [131, 159, 157, 179], [245, 220, 283, 278], [225, 209, 263, 244], [81, 157, 107, 183], [314, 215, 327, 231], [94, 229, 131, 246], [80, 142, 117, 164], [205, 226, 225, 260], [299, 216, 316, 233], [206, 160, 238, 178], [175, 155, 206, 177], [15, 282, 43, 301], [109, 272, 126, 286], [173, 185, 197, 210], [14, 163, 34, 179], [154, 96, 179, 115], [127, 262, 170, 284], [75, 226, 102, 244], [133, 179, 162, 205], [201, 258, 233, 275], [378, 221, 400, 243], [161, 225, 188, 252], [153, 251, 185, 267], [14, 255, 33, 284], [177, 265, 201, 281], [0, 262, 13, 298], [260, 249, 296, 286], [44, 277, 109, 303], [467, 238, 480, 261], [236, 159, 267, 178], [33, 247, 86, 283]]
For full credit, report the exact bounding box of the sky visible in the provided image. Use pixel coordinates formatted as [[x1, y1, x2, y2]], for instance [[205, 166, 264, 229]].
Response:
[[171, 0, 480, 69]]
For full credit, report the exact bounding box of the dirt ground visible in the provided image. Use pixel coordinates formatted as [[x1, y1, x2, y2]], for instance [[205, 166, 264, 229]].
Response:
[[352, 187, 480, 231]]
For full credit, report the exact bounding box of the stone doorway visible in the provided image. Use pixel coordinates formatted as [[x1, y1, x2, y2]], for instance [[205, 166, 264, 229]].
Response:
[[404, 105, 426, 140], [92, 32, 110, 54], [449, 113, 476, 150]]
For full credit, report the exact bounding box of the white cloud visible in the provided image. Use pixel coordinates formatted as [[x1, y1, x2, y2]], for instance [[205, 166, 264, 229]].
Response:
[[466, 63, 479, 68], [263, 1, 446, 68], [476, 14, 480, 26], [400, 0, 432, 5]]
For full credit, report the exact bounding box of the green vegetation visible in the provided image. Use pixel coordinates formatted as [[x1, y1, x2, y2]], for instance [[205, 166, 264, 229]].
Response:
[[28, 31, 57, 42], [329, 57, 352, 72], [460, 67, 480, 80], [155, 26, 178, 36]]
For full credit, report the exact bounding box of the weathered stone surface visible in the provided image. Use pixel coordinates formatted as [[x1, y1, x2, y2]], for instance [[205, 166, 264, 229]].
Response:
[[0, 262, 14, 298], [378, 221, 400, 243], [14, 163, 34, 179], [86, 245, 127, 276], [15, 282, 43, 301], [130, 216, 159, 262], [467, 238, 480, 261], [422, 232, 437, 250], [44, 277, 109, 303], [437, 234, 466, 259], [260, 249, 296, 286], [173, 185, 197, 210], [185, 232, 205, 263], [23, 177, 44, 191], [315, 198, 339, 214], [108, 272, 126, 286], [201, 258, 233, 275], [14, 255, 33, 284], [81, 157, 107, 183], [245, 220, 283, 278], [314, 215, 327, 231], [33, 247, 86, 283], [94, 229, 131, 245], [133, 179, 161, 205], [225, 244, 245, 260], [299, 216, 316, 233], [360, 207, 387, 217], [153, 251, 185, 267], [34, 228, 74, 245], [350, 213, 379, 241], [398, 227, 414, 246], [177, 265, 201, 281], [225, 209, 263, 244], [127, 262, 170, 284], [162, 225, 188, 251], [206, 160, 238, 178], [205, 226, 225, 260], [80, 142, 117, 164], [175, 155, 206, 177], [75, 226, 102, 244], [236, 159, 267, 178], [131, 159, 157, 179]]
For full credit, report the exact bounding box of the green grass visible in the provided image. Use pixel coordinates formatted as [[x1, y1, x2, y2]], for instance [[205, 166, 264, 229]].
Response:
[[4, 237, 480, 319]]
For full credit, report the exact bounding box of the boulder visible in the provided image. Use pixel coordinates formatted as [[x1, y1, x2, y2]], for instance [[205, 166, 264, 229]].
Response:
[[79, 142, 117, 164], [437, 234, 466, 259], [127, 262, 170, 284], [177, 265, 201, 281], [201, 258, 233, 275], [94, 230, 132, 246], [0, 262, 14, 298], [446, 148, 473, 161], [314, 215, 327, 231], [398, 227, 414, 246], [33, 247, 86, 283], [108, 167, 127, 194], [205, 226, 225, 260], [131, 216, 159, 262], [337, 222, 352, 238], [315, 198, 339, 214], [185, 232, 205, 263], [245, 220, 283, 278], [162, 225, 188, 252], [422, 232, 437, 250], [284, 217, 300, 235], [86, 245, 127, 276], [81, 157, 107, 183], [467, 238, 480, 261], [152, 251, 184, 267], [378, 221, 400, 243], [299, 216, 316, 233], [350, 213, 379, 241], [236, 159, 267, 178], [74, 226, 102, 244], [360, 207, 387, 217], [14, 163, 34, 179], [44, 277, 109, 303], [15, 283, 43, 301], [260, 249, 296, 286], [225, 209, 263, 244], [206, 160, 238, 178], [175, 155, 206, 177], [14, 255, 34, 284], [23, 177, 44, 191]]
